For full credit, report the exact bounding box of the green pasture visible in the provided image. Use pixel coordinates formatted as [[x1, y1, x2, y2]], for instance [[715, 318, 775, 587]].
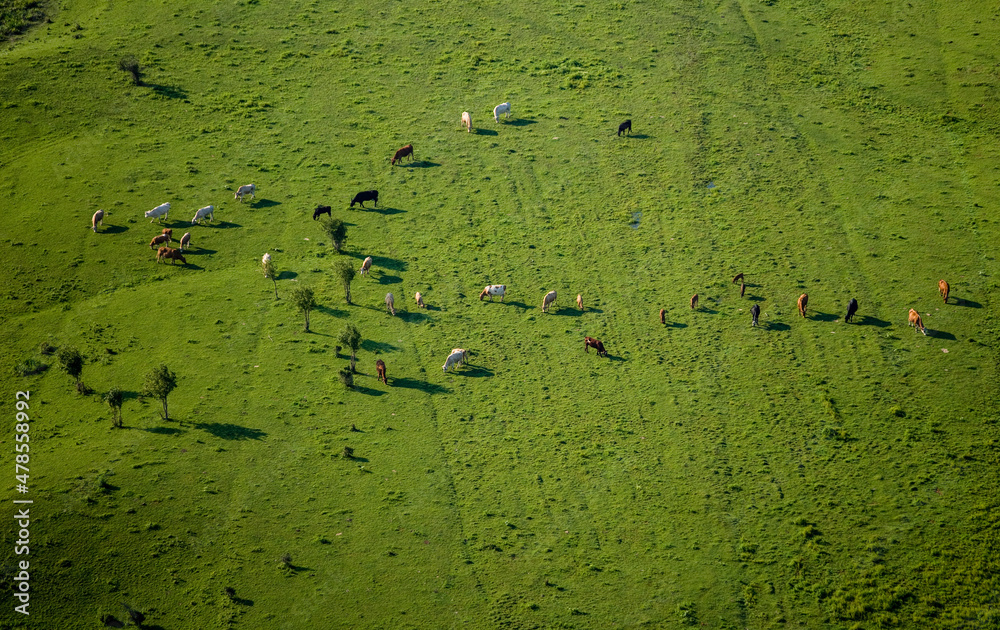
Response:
[[1, 0, 998, 627]]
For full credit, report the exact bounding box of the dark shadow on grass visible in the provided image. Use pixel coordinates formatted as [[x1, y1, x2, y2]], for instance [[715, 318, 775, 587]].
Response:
[[579, 307, 604, 314], [506, 118, 537, 126], [391, 377, 450, 394], [746, 295, 766, 302], [765, 322, 791, 331], [99, 225, 129, 235], [140, 426, 184, 435], [364, 206, 407, 216], [193, 422, 266, 440], [926, 329, 956, 340], [276, 270, 298, 280], [473, 128, 498, 136], [148, 83, 187, 99], [607, 354, 625, 362], [361, 339, 399, 353], [627, 133, 652, 139], [500, 300, 531, 311], [405, 160, 441, 168], [184, 247, 217, 256], [203, 221, 242, 229], [556, 308, 585, 317], [352, 385, 385, 396], [398, 310, 430, 323], [379, 275, 403, 286], [952, 297, 982, 308], [315, 305, 348, 318], [811, 312, 839, 322], [458, 365, 493, 378], [665, 322, 688, 329], [231, 597, 254, 606], [252, 198, 281, 209], [857, 315, 891, 328], [694, 308, 719, 315]]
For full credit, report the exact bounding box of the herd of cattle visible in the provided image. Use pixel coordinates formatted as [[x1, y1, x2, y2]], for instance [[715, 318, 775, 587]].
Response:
[[87, 104, 950, 386]]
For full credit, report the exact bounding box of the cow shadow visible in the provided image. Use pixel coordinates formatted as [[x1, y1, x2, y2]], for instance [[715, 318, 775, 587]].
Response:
[[398, 310, 430, 323], [253, 199, 281, 209], [192, 422, 267, 440], [406, 161, 441, 168], [926, 329, 957, 340], [366, 206, 406, 215], [507, 118, 537, 127], [607, 354, 626, 362], [765, 322, 791, 332], [952, 297, 982, 308], [580, 307, 604, 314], [177, 263, 204, 270], [746, 295, 766, 302], [694, 308, 719, 315], [148, 83, 188, 99], [353, 385, 386, 396], [276, 271, 298, 280], [664, 322, 688, 329], [348, 253, 408, 272], [199, 221, 241, 229], [361, 339, 399, 353], [378, 274, 403, 285], [626, 133, 652, 139], [811, 312, 839, 322], [99, 225, 129, 234], [555, 308, 584, 317], [390, 378, 450, 394], [184, 247, 216, 256], [501, 300, 531, 311], [473, 128, 498, 136], [458, 365, 493, 377], [857, 315, 891, 328]]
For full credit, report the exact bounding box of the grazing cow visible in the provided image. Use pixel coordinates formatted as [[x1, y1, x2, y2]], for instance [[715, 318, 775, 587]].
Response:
[[391, 144, 414, 166], [493, 102, 511, 122], [91, 209, 105, 232], [750, 303, 760, 327], [461, 111, 472, 132], [479, 284, 506, 302], [908, 308, 927, 335], [191, 205, 214, 225], [938, 279, 950, 304], [376, 359, 388, 385], [313, 205, 331, 220], [845, 298, 858, 323], [145, 202, 170, 223], [732, 272, 744, 284], [584, 336, 608, 357], [235, 184, 256, 202], [149, 234, 171, 249], [350, 190, 378, 208], [156, 247, 186, 265], [179, 232, 191, 251], [617, 120, 632, 136], [359, 256, 373, 276], [415, 292, 426, 308], [443, 348, 467, 373], [660, 308, 666, 325], [542, 290, 557, 313], [797, 293, 808, 318], [161, 228, 173, 242], [385, 292, 395, 316], [740, 282, 746, 298], [690, 294, 699, 310], [576, 294, 583, 311]]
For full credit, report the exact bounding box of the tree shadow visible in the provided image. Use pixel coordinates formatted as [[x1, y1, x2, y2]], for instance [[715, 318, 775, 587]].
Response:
[[99, 225, 129, 234], [952, 297, 982, 308], [398, 310, 430, 323], [361, 339, 399, 353], [765, 322, 791, 331], [353, 385, 386, 396], [857, 315, 891, 328], [406, 161, 441, 168], [507, 118, 538, 126], [811, 312, 839, 322], [253, 199, 282, 209], [140, 426, 184, 435], [926, 329, 957, 340], [148, 83, 188, 99], [276, 270, 298, 280], [315, 305, 348, 318], [192, 422, 267, 440], [231, 596, 254, 606], [377, 274, 402, 285], [390, 377, 450, 394]]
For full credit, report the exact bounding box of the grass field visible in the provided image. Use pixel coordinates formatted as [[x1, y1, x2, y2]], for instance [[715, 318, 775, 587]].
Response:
[[2, 0, 999, 628]]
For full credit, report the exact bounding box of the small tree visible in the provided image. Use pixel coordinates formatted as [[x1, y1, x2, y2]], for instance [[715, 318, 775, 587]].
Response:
[[261, 256, 278, 299], [318, 217, 348, 252], [118, 54, 142, 85], [142, 364, 177, 421], [105, 386, 124, 429], [290, 286, 317, 332], [339, 324, 362, 373], [335, 260, 356, 304], [57, 346, 84, 388]]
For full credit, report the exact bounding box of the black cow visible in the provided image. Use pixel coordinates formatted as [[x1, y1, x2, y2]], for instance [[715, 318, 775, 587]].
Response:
[[350, 190, 379, 208], [617, 120, 632, 136], [750, 303, 760, 327], [313, 205, 332, 220], [845, 298, 858, 323]]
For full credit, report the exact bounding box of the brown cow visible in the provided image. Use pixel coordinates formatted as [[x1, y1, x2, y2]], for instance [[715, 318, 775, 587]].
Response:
[[732, 273, 744, 284], [797, 293, 808, 318], [390, 144, 414, 166], [740, 282, 745, 298], [938, 279, 950, 304], [161, 228, 173, 242], [149, 234, 171, 249], [179, 232, 191, 251], [376, 359, 388, 385], [659, 308, 666, 325], [584, 336, 607, 357], [908, 308, 927, 335], [690, 294, 699, 310], [156, 247, 187, 265]]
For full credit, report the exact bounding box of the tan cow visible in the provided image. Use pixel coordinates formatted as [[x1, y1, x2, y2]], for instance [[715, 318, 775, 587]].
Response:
[[542, 290, 557, 313], [938, 279, 950, 304], [385, 292, 395, 316], [576, 294, 583, 311], [797, 293, 808, 318], [908, 308, 927, 335], [415, 292, 426, 308], [360, 256, 373, 276], [149, 234, 171, 249], [91, 210, 105, 233], [461, 111, 472, 133]]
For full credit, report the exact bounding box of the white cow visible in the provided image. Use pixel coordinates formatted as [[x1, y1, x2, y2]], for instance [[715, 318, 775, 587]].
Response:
[[542, 290, 557, 313], [235, 184, 256, 202], [442, 348, 467, 373], [191, 205, 214, 225], [179, 232, 191, 251], [385, 292, 395, 316], [479, 284, 506, 302], [145, 202, 170, 223], [461, 111, 472, 132], [360, 256, 373, 276], [91, 209, 104, 232], [493, 102, 511, 123]]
